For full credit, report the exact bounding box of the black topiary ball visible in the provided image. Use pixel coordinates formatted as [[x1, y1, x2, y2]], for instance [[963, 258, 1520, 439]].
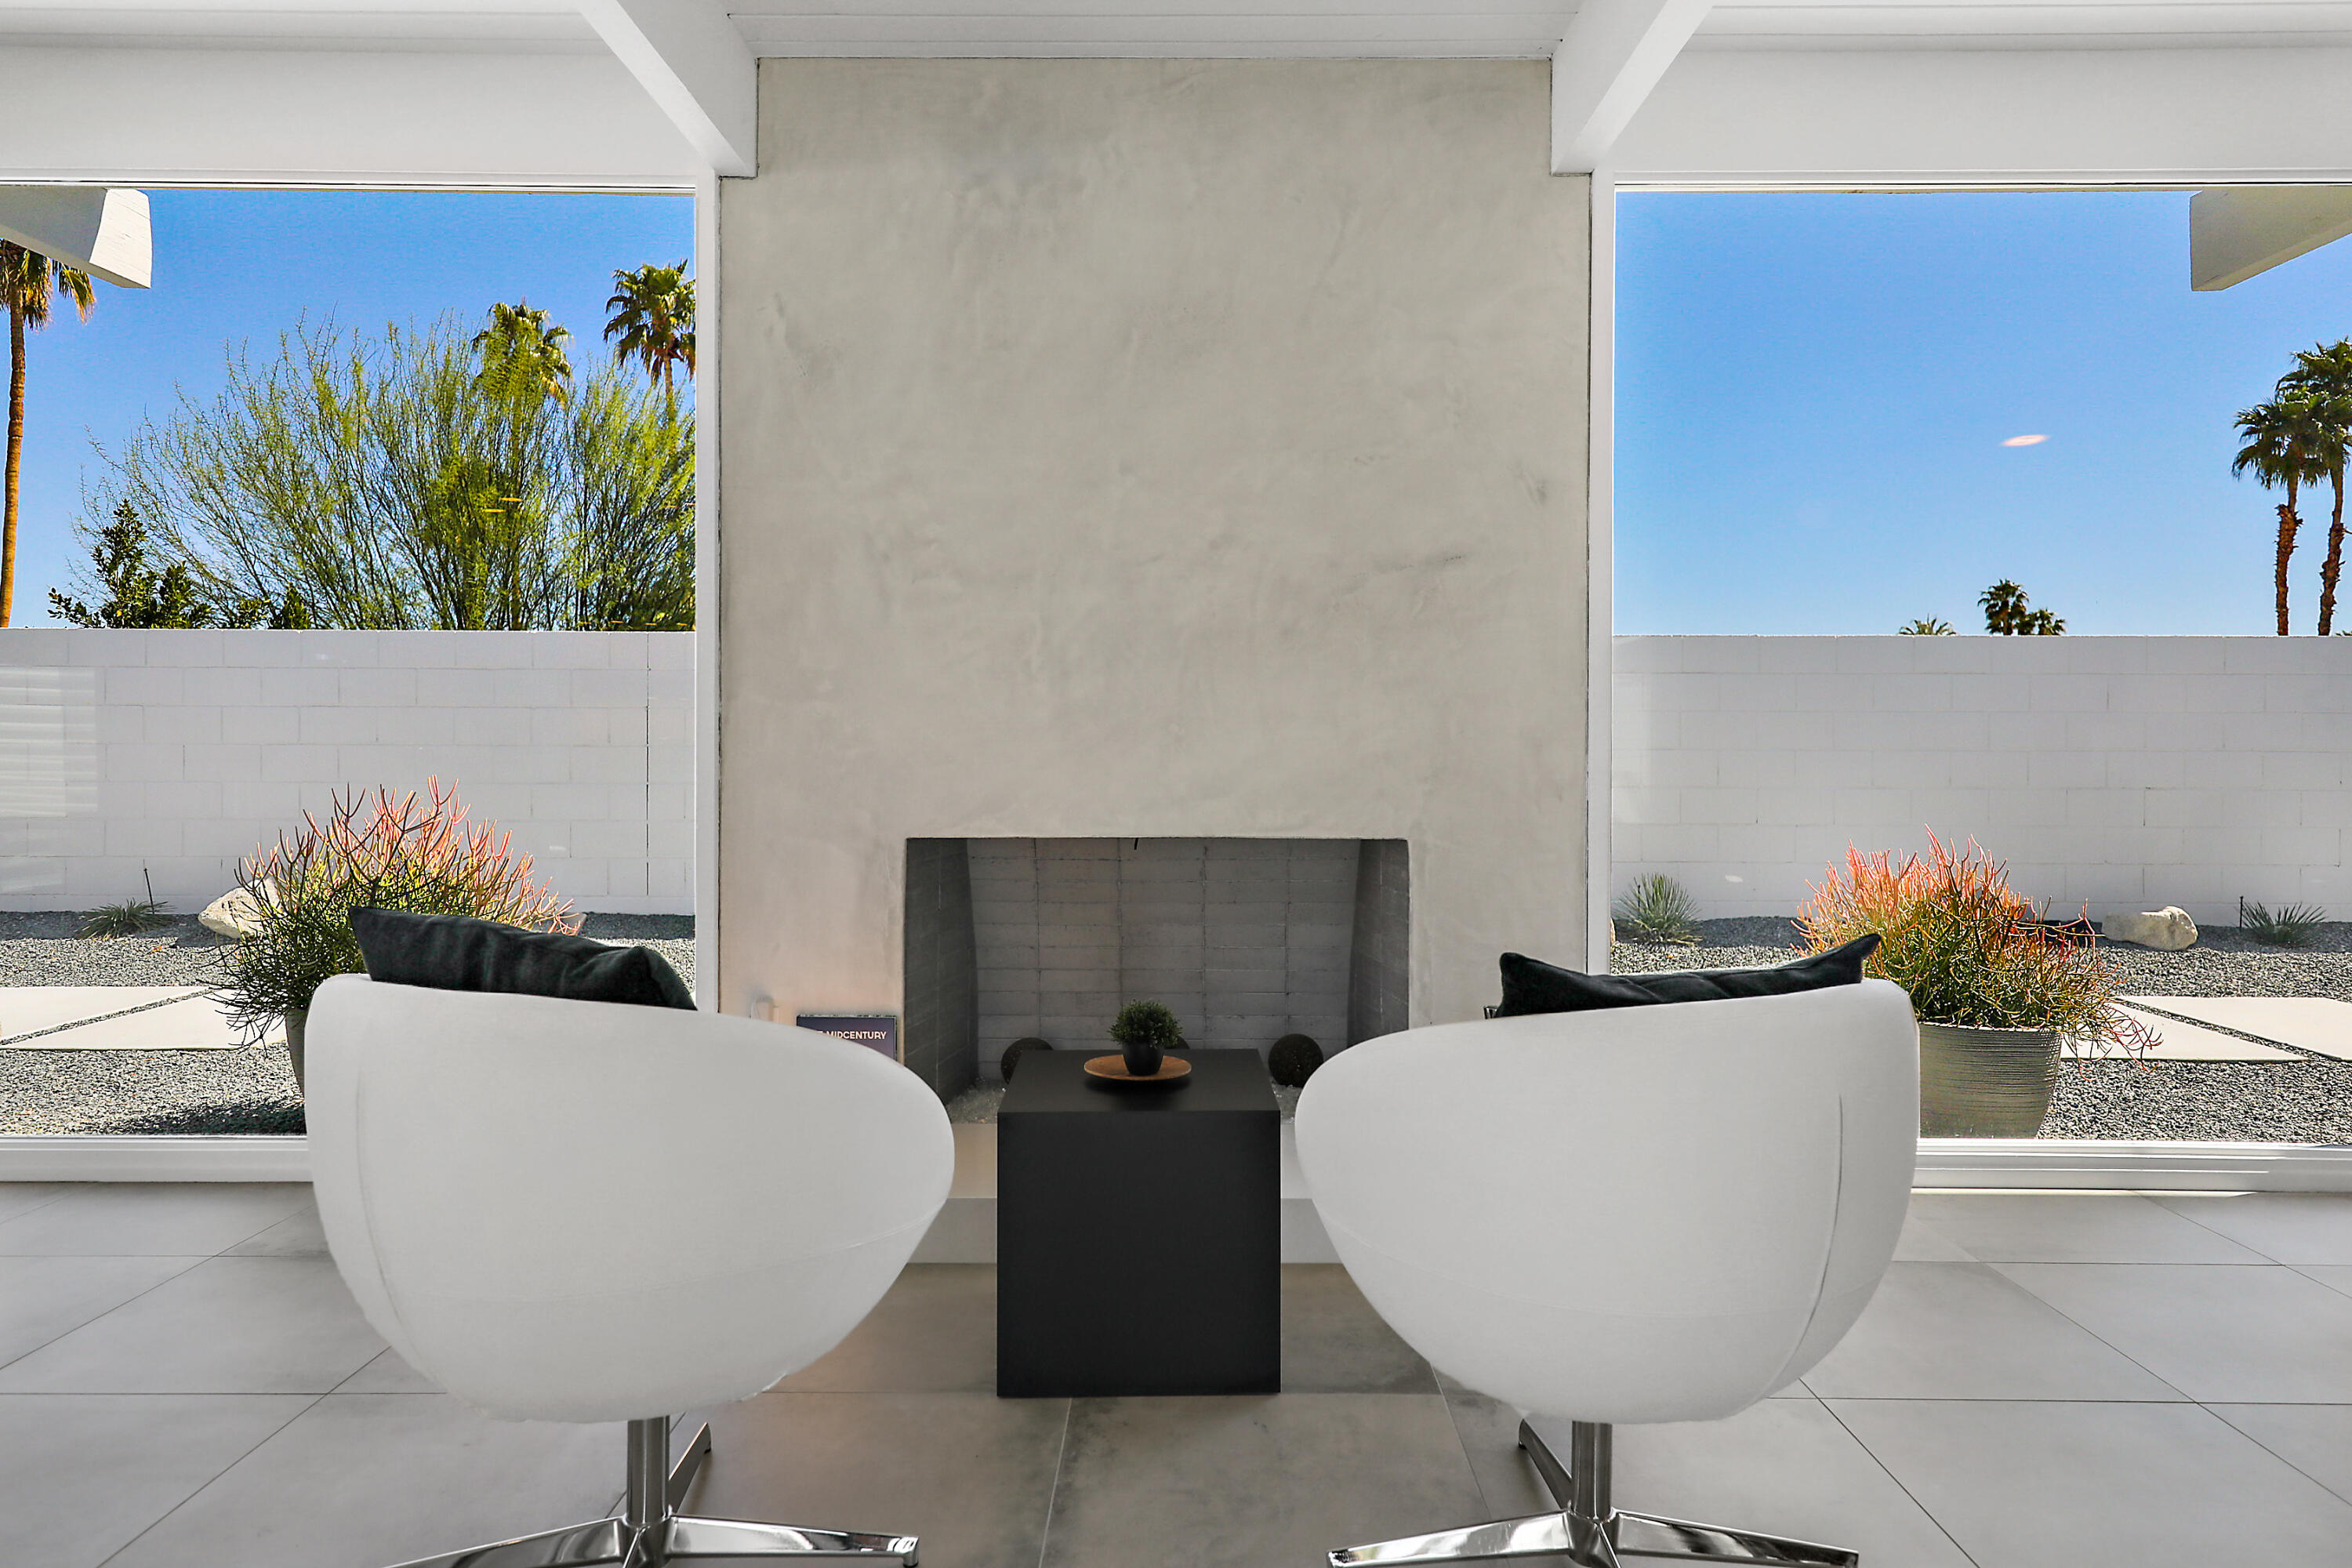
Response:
[[1269, 1033, 1324, 1087], [1000, 1037, 1051, 1083]]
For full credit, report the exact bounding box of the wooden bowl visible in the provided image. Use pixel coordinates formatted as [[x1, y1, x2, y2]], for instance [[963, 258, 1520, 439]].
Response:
[[1083, 1054, 1192, 1085]]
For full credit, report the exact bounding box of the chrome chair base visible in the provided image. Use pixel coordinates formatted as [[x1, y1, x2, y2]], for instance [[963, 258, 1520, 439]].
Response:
[[390, 1417, 918, 1568], [1327, 1419, 1856, 1568]]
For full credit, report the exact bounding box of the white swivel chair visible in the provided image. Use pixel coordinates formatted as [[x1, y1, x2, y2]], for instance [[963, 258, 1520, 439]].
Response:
[[305, 975, 956, 1568], [1296, 981, 1918, 1567]]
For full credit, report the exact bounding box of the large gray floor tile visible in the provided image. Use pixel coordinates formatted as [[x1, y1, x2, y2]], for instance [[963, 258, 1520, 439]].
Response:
[[1997, 1261, 2352, 1403], [0, 1181, 79, 1225], [1282, 1265, 1435, 1393], [2210, 1404, 2352, 1504], [0, 1255, 383, 1393], [2297, 1263, 2352, 1300], [1891, 1210, 1973, 1262], [104, 1394, 622, 1568], [1907, 1191, 2268, 1264], [693, 1390, 1068, 1568], [0, 1254, 203, 1368], [1508, 1402, 1971, 1567], [336, 1347, 441, 1393], [1830, 1398, 2352, 1567], [0, 1182, 310, 1256], [1801, 1262, 2183, 1401], [1432, 1378, 1557, 1519], [776, 1265, 995, 1392], [1042, 1393, 1483, 1568], [223, 1204, 328, 1257], [0, 1392, 311, 1568], [2148, 1192, 2352, 1265]]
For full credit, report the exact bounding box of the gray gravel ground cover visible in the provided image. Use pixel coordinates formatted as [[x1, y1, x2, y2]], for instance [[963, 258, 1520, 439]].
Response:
[[0, 913, 693, 1136], [1613, 917, 2352, 1143], [14, 904, 2351, 1142]]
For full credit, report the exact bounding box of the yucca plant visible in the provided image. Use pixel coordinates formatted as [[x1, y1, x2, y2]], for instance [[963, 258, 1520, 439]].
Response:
[[1798, 833, 2148, 1057], [216, 780, 575, 1082], [79, 870, 174, 938], [2239, 895, 2327, 949], [1613, 873, 1701, 945]]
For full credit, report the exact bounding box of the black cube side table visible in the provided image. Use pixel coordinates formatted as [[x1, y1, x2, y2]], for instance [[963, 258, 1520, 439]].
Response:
[[996, 1048, 1279, 1398]]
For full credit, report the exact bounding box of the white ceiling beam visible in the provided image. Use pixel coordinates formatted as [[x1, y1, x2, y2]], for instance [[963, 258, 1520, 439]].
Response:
[[578, 0, 756, 176], [2190, 186, 2352, 291], [1552, 0, 1711, 174], [0, 49, 699, 190], [0, 187, 149, 289]]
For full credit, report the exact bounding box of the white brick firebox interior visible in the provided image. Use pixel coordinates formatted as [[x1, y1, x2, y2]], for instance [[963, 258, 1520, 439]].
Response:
[[898, 837, 1410, 1097]]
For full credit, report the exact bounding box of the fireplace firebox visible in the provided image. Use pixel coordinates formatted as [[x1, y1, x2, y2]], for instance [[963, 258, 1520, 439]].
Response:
[[902, 837, 1407, 1101]]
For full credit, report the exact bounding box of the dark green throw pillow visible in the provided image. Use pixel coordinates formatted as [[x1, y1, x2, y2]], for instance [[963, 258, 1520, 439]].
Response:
[[1494, 934, 1880, 1018], [349, 908, 694, 1011]]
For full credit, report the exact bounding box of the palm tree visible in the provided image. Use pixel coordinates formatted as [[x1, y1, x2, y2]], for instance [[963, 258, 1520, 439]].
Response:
[[473, 301, 573, 407], [1980, 579, 2065, 634], [603, 262, 694, 397], [1, 242, 95, 626], [2281, 340, 2352, 633], [2234, 388, 2336, 635]]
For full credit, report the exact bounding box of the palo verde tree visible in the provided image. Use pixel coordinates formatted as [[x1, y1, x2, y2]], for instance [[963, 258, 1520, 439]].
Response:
[[48, 500, 300, 629], [75, 309, 693, 631], [1, 241, 96, 626]]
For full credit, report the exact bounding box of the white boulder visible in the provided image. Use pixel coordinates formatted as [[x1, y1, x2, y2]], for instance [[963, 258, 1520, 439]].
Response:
[[198, 888, 266, 938], [2104, 906, 2198, 951]]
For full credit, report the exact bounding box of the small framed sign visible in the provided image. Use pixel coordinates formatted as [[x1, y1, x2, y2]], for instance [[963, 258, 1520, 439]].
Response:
[[795, 1014, 900, 1062]]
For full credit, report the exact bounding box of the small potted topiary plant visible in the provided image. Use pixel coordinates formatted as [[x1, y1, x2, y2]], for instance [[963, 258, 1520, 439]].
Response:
[[1799, 833, 2149, 1138], [216, 780, 576, 1094], [1109, 1000, 1184, 1078]]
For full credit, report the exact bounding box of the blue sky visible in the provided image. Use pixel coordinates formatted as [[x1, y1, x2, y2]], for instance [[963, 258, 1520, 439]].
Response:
[[13, 187, 2348, 634], [9, 189, 692, 624], [1617, 190, 2352, 635]]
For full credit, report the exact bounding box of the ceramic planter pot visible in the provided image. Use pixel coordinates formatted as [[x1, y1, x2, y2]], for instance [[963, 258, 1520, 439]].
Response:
[[283, 1009, 307, 1097], [1120, 1037, 1163, 1077], [1918, 1020, 2061, 1138]]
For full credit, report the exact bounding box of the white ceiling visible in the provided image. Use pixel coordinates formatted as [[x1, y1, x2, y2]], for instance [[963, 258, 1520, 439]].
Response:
[[1699, 0, 2352, 51], [0, 0, 2339, 58], [0, 3, 598, 53]]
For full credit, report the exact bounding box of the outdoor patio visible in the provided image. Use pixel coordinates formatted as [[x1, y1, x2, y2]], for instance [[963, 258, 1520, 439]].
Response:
[[4, 1180, 2350, 1568]]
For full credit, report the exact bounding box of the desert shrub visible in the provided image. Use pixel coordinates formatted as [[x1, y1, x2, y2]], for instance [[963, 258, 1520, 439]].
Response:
[[1613, 873, 1700, 946], [2239, 896, 2326, 949], [1798, 833, 2147, 1057], [216, 780, 575, 1040]]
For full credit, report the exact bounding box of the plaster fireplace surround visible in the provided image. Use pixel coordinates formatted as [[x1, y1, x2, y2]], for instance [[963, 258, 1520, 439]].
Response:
[[903, 837, 1409, 1098], [716, 60, 1593, 1073]]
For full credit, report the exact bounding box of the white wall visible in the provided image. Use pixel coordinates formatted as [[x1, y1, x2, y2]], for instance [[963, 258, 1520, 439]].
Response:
[[1614, 636, 2352, 924], [718, 60, 1592, 1031], [0, 629, 691, 914]]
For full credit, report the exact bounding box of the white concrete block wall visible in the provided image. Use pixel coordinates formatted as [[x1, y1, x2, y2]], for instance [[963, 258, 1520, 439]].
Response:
[[1614, 636, 2352, 926], [0, 629, 693, 914]]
